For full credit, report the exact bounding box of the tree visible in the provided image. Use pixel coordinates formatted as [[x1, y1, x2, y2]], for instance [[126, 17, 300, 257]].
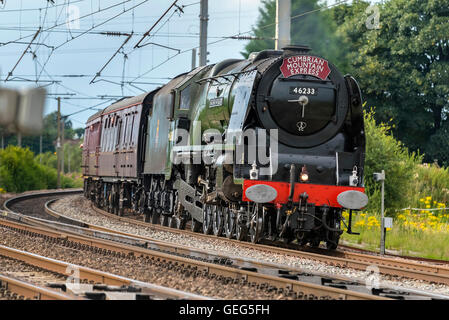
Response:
[[241, 0, 344, 67], [1, 111, 83, 155], [0, 146, 81, 192], [335, 0, 449, 165]]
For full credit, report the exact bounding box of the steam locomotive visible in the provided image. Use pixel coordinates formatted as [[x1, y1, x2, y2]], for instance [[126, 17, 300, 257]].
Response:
[[82, 45, 368, 250]]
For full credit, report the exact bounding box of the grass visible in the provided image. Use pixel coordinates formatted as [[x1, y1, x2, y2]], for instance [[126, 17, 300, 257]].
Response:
[[341, 204, 449, 260]]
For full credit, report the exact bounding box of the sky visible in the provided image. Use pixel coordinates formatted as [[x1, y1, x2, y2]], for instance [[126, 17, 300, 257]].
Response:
[[0, 0, 345, 129]]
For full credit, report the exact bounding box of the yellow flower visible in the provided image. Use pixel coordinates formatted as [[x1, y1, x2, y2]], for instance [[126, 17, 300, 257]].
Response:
[[355, 220, 366, 227]]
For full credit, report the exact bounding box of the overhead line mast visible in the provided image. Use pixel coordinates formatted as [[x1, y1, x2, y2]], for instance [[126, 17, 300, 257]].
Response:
[[275, 0, 291, 50], [199, 0, 208, 66]]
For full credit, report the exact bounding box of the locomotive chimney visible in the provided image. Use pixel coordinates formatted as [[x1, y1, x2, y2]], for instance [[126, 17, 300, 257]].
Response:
[[282, 45, 311, 56]]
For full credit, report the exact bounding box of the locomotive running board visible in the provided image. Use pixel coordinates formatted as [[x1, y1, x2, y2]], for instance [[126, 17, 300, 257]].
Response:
[[173, 178, 203, 223]]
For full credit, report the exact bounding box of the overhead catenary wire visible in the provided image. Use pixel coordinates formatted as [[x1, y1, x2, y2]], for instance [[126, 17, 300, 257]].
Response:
[[0, 0, 135, 47], [1, 0, 350, 127], [128, 0, 350, 84], [4, 27, 41, 81], [0, 0, 86, 13], [133, 0, 179, 49], [52, 0, 149, 51], [90, 32, 133, 84]]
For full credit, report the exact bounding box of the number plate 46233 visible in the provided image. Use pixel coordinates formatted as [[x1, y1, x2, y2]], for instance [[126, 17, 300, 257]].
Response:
[[289, 87, 318, 95]]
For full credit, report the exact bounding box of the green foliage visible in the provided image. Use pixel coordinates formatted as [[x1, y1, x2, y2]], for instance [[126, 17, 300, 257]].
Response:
[[342, 213, 449, 260], [245, 0, 449, 166], [410, 164, 449, 207], [63, 142, 83, 173], [241, 0, 343, 66], [34, 141, 83, 173], [1, 111, 84, 158], [35, 151, 58, 169], [0, 146, 81, 193], [336, 0, 449, 165], [364, 109, 422, 212]]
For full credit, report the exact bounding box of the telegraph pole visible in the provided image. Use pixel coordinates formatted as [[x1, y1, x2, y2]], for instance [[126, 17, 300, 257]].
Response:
[[68, 149, 71, 173], [57, 97, 61, 189], [61, 116, 65, 175], [191, 48, 197, 70], [39, 135, 42, 164], [199, 0, 208, 66], [275, 0, 291, 50]]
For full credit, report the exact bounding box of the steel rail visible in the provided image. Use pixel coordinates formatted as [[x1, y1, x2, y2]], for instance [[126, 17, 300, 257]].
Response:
[[7, 191, 444, 288], [0, 216, 384, 300], [5, 190, 449, 292], [0, 274, 74, 300], [0, 244, 208, 300], [7, 190, 449, 266], [0, 204, 440, 299], [84, 205, 449, 285]]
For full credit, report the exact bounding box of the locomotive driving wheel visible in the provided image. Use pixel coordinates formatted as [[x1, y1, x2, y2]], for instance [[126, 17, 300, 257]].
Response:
[[212, 204, 224, 236], [202, 204, 213, 235], [235, 209, 248, 241], [172, 213, 187, 229], [151, 209, 160, 224], [223, 205, 235, 239], [143, 207, 153, 222], [191, 217, 202, 232], [160, 213, 169, 227], [325, 213, 341, 250], [249, 204, 263, 243]]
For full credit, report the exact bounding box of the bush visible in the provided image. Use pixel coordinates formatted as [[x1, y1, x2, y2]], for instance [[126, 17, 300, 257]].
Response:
[[408, 164, 449, 208], [0, 146, 80, 193], [363, 109, 422, 213], [35, 151, 58, 169]]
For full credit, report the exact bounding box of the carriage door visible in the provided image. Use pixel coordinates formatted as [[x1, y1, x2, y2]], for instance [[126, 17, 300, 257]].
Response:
[[114, 117, 122, 176], [83, 127, 90, 175]]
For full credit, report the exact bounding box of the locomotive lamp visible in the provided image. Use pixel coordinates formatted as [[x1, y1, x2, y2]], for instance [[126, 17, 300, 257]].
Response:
[[300, 165, 309, 182], [250, 162, 259, 180], [349, 166, 359, 186]]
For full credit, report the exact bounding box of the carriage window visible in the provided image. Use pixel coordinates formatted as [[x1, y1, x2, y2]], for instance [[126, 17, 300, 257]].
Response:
[[115, 119, 121, 150], [122, 116, 128, 149], [125, 114, 132, 148], [129, 114, 135, 146], [179, 85, 191, 110]]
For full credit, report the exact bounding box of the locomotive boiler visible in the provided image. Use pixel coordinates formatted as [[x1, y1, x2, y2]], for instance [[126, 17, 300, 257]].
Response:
[[82, 45, 368, 250]]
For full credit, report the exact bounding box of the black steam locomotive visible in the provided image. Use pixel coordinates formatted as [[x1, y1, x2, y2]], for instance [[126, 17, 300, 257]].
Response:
[[83, 45, 368, 250]]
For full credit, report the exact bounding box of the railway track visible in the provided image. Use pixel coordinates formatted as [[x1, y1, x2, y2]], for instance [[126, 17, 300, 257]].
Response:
[[59, 197, 449, 287], [0, 214, 388, 300], [0, 273, 74, 300], [3, 190, 449, 299], [0, 242, 207, 300], [1, 191, 393, 300], [7, 189, 448, 267]]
